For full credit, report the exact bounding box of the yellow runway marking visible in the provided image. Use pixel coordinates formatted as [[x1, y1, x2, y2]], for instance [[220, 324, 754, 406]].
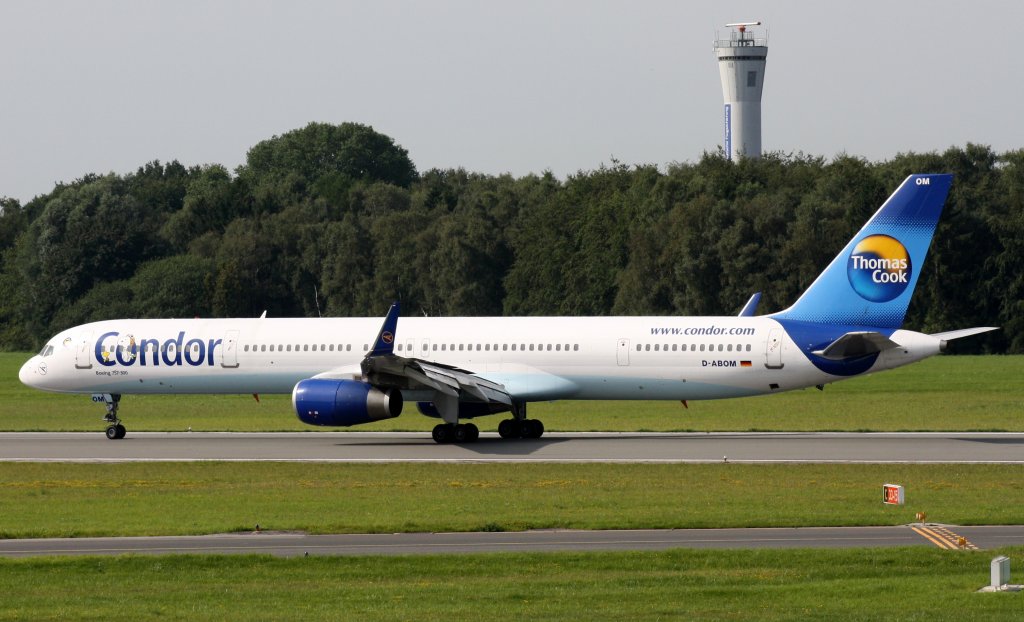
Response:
[[912, 526, 952, 549], [932, 526, 979, 550], [911, 526, 978, 550]]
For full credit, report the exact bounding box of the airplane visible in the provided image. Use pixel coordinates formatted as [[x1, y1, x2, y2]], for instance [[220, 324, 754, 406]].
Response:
[[19, 173, 997, 443]]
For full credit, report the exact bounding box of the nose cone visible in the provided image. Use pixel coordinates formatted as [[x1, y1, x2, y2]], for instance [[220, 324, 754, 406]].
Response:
[[19, 357, 39, 388]]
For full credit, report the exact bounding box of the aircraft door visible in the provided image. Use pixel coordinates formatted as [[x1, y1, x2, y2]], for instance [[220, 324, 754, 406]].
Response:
[[221, 330, 240, 368], [617, 338, 630, 366], [765, 328, 784, 369], [75, 331, 93, 369]]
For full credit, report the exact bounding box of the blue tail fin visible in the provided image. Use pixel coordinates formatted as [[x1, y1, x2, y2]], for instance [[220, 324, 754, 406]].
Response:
[[774, 174, 953, 329]]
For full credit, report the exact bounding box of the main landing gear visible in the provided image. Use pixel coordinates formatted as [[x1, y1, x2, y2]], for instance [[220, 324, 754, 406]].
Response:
[[498, 418, 544, 440], [428, 404, 544, 444], [432, 422, 479, 444], [96, 393, 126, 440]]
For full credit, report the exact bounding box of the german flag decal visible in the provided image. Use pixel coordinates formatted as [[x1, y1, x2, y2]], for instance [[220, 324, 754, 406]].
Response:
[[740, 361, 752, 367]]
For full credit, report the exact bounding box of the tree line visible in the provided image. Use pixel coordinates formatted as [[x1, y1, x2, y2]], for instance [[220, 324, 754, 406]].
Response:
[[0, 122, 1020, 353]]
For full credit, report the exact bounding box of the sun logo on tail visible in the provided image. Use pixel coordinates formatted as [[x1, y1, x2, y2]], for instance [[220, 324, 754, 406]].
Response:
[[847, 235, 911, 302]]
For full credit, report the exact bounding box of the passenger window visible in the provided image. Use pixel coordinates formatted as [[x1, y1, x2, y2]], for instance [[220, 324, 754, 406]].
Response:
[[746, 344, 752, 352], [529, 344, 535, 351], [244, 345, 249, 352], [503, 344, 508, 351], [485, 344, 490, 351], [681, 344, 687, 352], [654, 344, 660, 352], [546, 344, 552, 351], [636, 344, 641, 351], [261, 345, 267, 352], [512, 344, 517, 351], [556, 344, 561, 351], [718, 344, 724, 352], [346, 344, 352, 351], [727, 344, 733, 352], [574, 344, 579, 351], [699, 344, 705, 352], [397, 344, 403, 351], [645, 344, 651, 351], [432, 344, 437, 351]]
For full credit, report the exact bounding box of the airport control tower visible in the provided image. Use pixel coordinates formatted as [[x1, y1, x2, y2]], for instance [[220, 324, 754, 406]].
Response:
[[715, 22, 768, 160]]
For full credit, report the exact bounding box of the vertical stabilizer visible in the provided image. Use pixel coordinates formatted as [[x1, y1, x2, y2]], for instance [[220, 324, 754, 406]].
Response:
[[774, 174, 953, 329]]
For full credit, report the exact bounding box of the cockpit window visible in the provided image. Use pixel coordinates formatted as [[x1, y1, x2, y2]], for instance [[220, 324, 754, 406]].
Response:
[[38, 345, 54, 357]]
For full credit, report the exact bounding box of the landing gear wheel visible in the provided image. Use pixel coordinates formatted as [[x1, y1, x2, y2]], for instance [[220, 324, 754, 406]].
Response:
[[522, 419, 544, 439], [432, 423, 454, 444], [453, 424, 469, 443], [465, 423, 479, 442], [498, 419, 519, 439], [98, 393, 124, 440]]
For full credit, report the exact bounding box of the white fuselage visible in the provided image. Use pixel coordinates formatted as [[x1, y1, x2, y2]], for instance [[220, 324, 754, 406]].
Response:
[[18, 315, 941, 402]]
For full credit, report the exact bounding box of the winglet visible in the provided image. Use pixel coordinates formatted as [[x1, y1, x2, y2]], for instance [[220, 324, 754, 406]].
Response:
[[368, 302, 400, 357], [738, 292, 761, 317]]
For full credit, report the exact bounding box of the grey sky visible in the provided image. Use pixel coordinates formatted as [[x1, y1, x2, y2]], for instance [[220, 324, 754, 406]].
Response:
[[2, 0, 1022, 203]]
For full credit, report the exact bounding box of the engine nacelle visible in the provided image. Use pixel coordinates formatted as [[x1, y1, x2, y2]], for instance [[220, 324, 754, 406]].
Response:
[[416, 401, 510, 419], [293, 379, 402, 427]]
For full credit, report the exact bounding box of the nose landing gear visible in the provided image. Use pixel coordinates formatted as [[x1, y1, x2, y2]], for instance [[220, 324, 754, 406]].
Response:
[[94, 393, 126, 439]]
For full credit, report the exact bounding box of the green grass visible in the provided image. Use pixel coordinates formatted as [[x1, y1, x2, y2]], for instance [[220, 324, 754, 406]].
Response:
[[4, 353, 1024, 432], [1, 463, 1022, 538], [1, 548, 1021, 621]]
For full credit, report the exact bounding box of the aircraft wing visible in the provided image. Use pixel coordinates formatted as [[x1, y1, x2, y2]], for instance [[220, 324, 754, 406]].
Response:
[[812, 331, 903, 361], [314, 302, 513, 421], [360, 355, 513, 406]]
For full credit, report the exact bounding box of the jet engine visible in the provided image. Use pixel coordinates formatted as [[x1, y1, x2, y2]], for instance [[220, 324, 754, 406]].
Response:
[[293, 378, 402, 427]]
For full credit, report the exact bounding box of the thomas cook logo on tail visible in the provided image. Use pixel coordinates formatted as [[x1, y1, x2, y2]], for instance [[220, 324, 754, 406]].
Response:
[[847, 235, 911, 302]]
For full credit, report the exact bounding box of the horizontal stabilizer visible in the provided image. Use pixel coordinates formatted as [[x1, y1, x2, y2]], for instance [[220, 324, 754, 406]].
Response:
[[738, 292, 761, 317], [812, 331, 902, 361], [930, 327, 999, 341]]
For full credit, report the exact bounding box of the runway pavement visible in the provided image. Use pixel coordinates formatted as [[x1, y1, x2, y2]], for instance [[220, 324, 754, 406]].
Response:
[[2, 525, 1022, 558], [1, 431, 1023, 463]]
